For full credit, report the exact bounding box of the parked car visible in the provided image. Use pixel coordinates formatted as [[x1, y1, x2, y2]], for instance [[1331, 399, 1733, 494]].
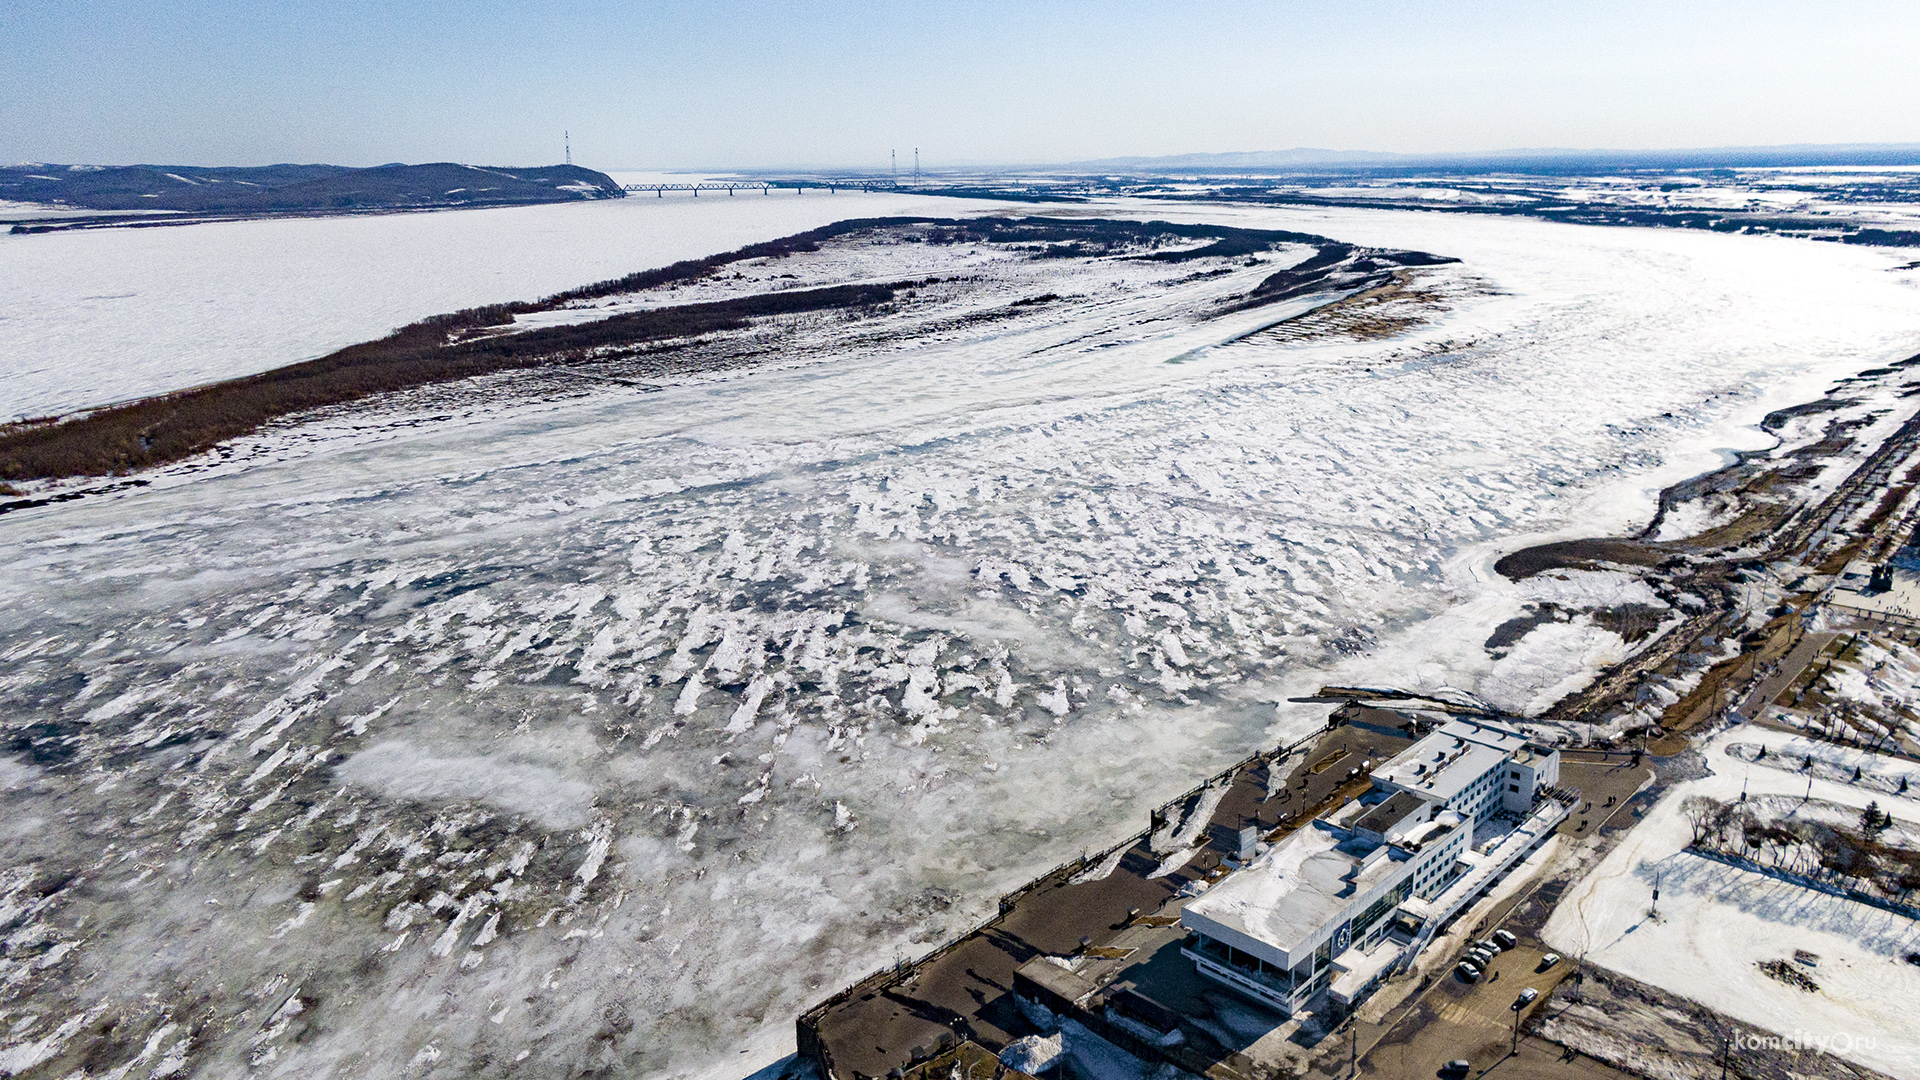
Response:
[[1456, 961, 1481, 982], [1517, 987, 1539, 1005], [1443, 1061, 1471, 1077], [1477, 937, 1504, 953], [1493, 929, 1518, 949], [1539, 953, 1561, 970], [1468, 947, 1496, 966]]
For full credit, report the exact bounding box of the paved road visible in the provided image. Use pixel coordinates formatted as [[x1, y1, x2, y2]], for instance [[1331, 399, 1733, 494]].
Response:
[[1738, 630, 1838, 718]]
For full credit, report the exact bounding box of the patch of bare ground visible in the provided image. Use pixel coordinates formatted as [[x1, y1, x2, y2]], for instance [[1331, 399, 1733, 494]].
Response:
[[1244, 269, 1471, 345], [1645, 617, 1800, 754], [1535, 967, 1893, 1080], [1754, 959, 1821, 992], [0, 280, 916, 482], [1499, 373, 1920, 583], [1493, 539, 1674, 580], [1487, 603, 1668, 658]]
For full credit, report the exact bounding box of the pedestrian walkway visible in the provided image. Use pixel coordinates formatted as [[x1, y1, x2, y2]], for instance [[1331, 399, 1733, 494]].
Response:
[[1738, 630, 1836, 717]]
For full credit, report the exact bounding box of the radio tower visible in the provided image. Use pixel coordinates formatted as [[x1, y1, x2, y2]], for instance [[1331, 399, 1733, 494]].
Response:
[[914, 147, 920, 187], [891, 149, 896, 185], [565, 131, 571, 166]]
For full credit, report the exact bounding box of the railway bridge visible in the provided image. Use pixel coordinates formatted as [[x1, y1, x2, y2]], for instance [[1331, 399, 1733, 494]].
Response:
[[620, 180, 902, 197]]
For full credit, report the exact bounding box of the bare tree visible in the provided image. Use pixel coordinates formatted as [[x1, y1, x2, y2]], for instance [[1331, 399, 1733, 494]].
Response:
[[1681, 796, 1719, 847], [1708, 800, 1738, 845]]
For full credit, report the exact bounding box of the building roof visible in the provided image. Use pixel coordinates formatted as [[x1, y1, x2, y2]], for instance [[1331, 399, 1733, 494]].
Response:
[[1330, 938, 1405, 1005], [1014, 955, 1096, 1007], [1370, 717, 1536, 801], [1371, 736, 1505, 802], [1352, 790, 1427, 838], [1510, 744, 1552, 767], [1182, 823, 1406, 966], [1435, 718, 1528, 755], [1395, 810, 1463, 849]]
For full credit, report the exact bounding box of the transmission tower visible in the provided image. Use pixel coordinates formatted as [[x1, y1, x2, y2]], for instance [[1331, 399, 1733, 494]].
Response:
[[914, 147, 920, 187], [891, 149, 896, 184], [565, 131, 571, 166]]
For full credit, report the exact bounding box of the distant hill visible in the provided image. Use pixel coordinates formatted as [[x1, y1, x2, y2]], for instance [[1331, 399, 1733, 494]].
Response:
[[0, 162, 625, 214], [1067, 143, 1920, 175], [1070, 148, 1410, 171]]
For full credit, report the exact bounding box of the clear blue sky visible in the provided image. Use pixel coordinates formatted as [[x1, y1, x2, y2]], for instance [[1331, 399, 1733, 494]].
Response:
[[4, 0, 1917, 170]]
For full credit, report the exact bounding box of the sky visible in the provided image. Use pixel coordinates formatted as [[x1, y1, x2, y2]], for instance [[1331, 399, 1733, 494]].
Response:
[[4, 0, 1919, 171]]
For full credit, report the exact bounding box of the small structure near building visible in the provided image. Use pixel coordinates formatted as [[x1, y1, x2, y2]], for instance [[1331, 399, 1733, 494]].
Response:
[[1831, 558, 1920, 625]]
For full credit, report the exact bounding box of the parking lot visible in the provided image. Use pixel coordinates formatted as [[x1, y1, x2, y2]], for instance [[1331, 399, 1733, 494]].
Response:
[[1359, 942, 1610, 1080]]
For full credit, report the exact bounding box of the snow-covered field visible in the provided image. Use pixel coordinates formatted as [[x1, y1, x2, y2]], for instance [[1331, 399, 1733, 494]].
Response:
[[1, 201, 1919, 1079], [1543, 726, 1920, 1078], [1256, 167, 1920, 233], [0, 188, 982, 419]]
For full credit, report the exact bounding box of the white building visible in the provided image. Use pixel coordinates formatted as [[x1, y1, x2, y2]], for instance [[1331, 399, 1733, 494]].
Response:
[[1181, 717, 1561, 1014], [1370, 718, 1560, 820], [1181, 794, 1467, 1012]]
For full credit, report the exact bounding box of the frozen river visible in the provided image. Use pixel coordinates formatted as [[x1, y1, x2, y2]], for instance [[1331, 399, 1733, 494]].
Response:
[[0, 187, 971, 419], [0, 198, 1918, 1078]]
